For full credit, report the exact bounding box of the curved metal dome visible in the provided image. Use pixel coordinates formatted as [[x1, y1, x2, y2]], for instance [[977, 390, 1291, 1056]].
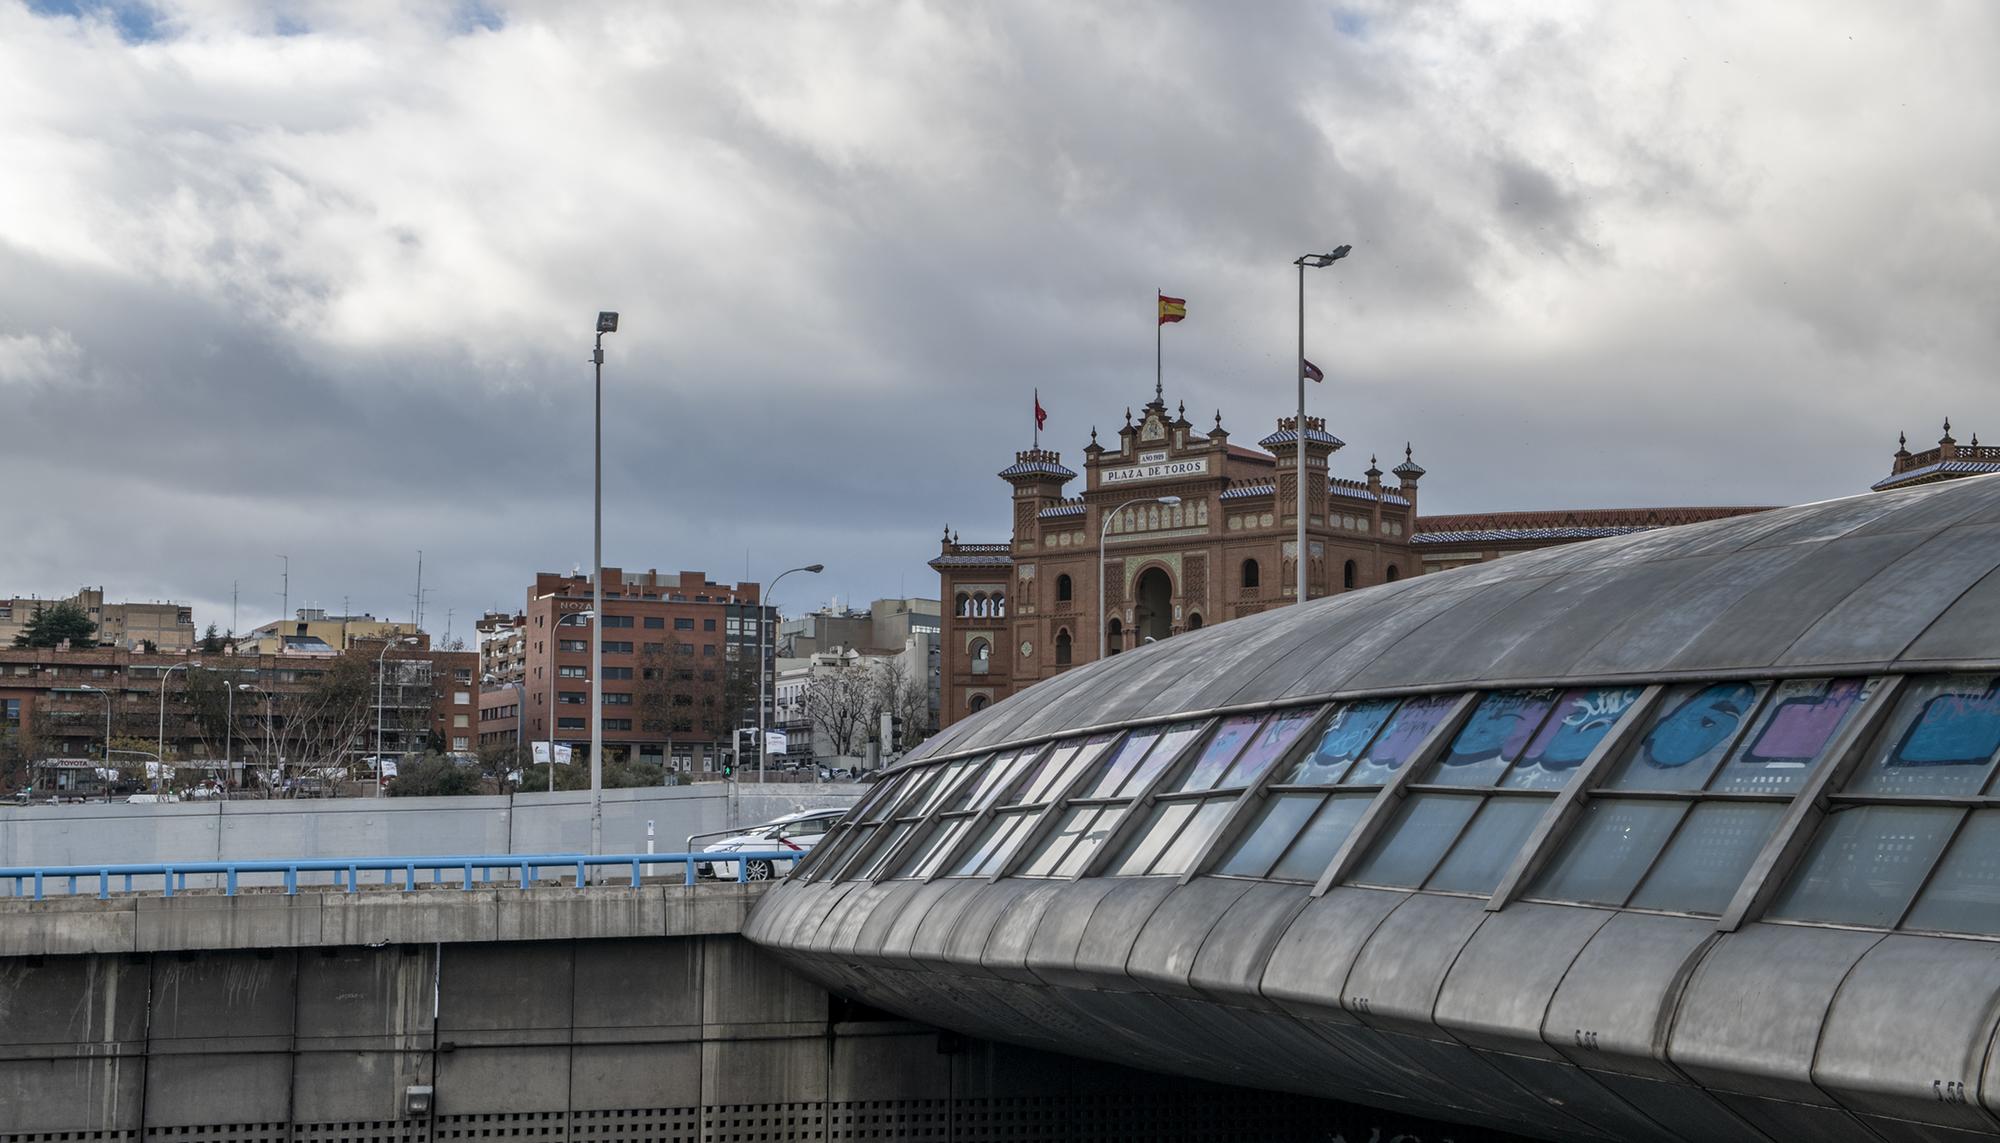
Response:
[[918, 474, 2000, 762], [748, 475, 2000, 1142]]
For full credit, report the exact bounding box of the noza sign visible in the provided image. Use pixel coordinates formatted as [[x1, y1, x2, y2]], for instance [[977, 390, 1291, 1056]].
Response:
[[1102, 457, 1209, 486]]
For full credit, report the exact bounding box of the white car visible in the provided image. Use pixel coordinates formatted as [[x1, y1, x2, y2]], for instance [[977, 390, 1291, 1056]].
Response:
[[699, 808, 847, 881]]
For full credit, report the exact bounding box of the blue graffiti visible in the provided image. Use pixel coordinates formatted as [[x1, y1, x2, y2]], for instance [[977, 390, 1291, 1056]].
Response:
[[1442, 691, 1552, 769], [1523, 688, 1640, 772], [1891, 685, 2000, 768], [1642, 683, 1758, 769], [1291, 699, 1396, 781]]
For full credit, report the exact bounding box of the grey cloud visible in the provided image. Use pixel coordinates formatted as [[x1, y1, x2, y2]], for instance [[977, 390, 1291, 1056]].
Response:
[[2, 0, 1996, 637]]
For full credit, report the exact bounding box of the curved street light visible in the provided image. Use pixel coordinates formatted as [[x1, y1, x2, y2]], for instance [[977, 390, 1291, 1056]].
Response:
[[156, 660, 202, 795], [375, 636, 421, 797], [1100, 496, 1182, 660], [758, 564, 824, 783]]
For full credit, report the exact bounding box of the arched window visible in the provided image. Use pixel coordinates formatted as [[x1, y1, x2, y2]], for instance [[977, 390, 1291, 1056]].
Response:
[[1386, 564, 1401, 582], [1186, 612, 1203, 631], [968, 694, 988, 713], [1055, 628, 1072, 665], [955, 592, 969, 617], [1343, 560, 1358, 590], [1106, 617, 1123, 655], [1242, 559, 1260, 589], [970, 638, 991, 661], [994, 591, 1006, 617], [1056, 574, 1073, 602], [973, 593, 988, 617]]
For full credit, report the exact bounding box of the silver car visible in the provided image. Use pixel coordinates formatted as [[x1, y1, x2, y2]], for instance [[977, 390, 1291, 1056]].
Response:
[[699, 808, 846, 880]]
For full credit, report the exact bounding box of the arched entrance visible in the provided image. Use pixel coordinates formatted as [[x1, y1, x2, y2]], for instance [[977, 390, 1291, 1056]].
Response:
[[1134, 567, 1174, 643]]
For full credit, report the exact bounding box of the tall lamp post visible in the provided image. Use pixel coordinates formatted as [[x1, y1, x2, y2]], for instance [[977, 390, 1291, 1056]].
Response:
[[548, 610, 592, 794], [1294, 245, 1351, 608], [74, 685, 113, 764], [234, 683, 268, 796], [758, 564, 823, 784], [590, 310, 618, 858], [1100, 496, 1182, 660], [375, 636, 419, 797], [156, 660, 201, 795]]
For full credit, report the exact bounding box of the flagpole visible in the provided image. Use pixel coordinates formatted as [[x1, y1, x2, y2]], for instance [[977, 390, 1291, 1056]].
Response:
[[1155, 292, 1163, 403], [1034, 387, 1040, 449]]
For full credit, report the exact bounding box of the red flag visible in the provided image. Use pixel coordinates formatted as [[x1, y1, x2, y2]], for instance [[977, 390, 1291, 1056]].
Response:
[[1034, 391, 1048, 430], [1302, 358, 1324, 383]]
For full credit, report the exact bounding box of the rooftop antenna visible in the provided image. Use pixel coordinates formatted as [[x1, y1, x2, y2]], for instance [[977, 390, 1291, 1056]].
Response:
[[278, 554, 289, 623], [413, 549, 424, 629]]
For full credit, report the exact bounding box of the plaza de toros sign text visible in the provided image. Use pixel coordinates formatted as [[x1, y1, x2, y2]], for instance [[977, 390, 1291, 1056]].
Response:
[[1102, 456, 1210, 485]]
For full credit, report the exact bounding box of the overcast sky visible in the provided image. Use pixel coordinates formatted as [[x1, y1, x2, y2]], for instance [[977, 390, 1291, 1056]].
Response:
[[4, 1, 1996, 641]]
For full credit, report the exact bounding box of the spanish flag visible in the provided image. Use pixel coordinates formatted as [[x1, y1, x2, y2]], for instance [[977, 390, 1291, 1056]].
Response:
[[1158, 294, 1187, 325]]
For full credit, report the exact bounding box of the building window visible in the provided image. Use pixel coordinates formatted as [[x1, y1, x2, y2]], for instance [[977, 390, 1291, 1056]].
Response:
[[454, 691, 471, 705], [454, 669, 472, 684], [955, 592, 970, 617], [644, 617, 664, 629], [557, 717, 586, 730], [558, 666, 586, 679], [706, 618, 719, 631], [603, 718, 633, 731], [1055, 628, 1073, 665], [1386, 564, 1401, 582], [703, 644, 716, 656], [603, 692, 633, 705], [603, 641, 633, 654], [559, 691, 586, 704], [453, 714, 469, 728], [678, 643, 696, 654], [452, 737, 469, 751], [1242, 559, 1260, 589], [675, 618, 695, 630], [1056, 574, 1073, 602], [604, 667, 633, 680], [559, 639, 587, 653], [1106, 618, 1122, 655], [644, 643, 664, 654], [1187, 612, 1203, 630], [603, 615, 633, 628], [1343, 560, 1358, 590], [969, 694, 989, 713]]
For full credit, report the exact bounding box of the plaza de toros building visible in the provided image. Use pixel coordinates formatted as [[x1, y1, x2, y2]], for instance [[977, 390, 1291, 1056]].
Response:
[[933, 392, 1426, 724], [932, 388, 1811, 728]]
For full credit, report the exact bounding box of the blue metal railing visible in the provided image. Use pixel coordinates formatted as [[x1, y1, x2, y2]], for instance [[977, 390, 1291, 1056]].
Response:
[[0, 850, 803, 901]]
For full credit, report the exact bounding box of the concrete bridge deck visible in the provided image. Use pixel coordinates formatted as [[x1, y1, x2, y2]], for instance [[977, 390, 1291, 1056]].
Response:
[[0, 878, 1510, 1143]]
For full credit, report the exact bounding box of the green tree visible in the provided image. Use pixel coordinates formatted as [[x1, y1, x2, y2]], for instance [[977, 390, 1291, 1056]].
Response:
[[13, 601, 97, 648], [199, 624, 227, 654], [385, 753, 484, 797]]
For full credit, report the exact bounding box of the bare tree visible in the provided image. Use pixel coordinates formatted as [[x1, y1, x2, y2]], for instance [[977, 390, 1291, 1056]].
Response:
[[866, 657, 930, 750], [803, 655, 873, 758]]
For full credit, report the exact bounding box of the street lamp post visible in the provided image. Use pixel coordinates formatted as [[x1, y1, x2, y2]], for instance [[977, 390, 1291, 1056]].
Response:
[[75, 685, 113, 767], [1294, 246, 1351, 608], [590, 310, 618, 858], [758, 564, 824, 784], [546, 610, 591, 794], [375, 637, 418, 798], [232, 683, 266, 796], [156, 660, 201, 795], [1099, 496, 1182, 660]]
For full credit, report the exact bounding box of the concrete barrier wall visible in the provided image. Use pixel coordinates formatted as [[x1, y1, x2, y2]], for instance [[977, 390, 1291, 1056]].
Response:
[[0, 931, 1500, 1143], [0, 783, 863, 868]]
